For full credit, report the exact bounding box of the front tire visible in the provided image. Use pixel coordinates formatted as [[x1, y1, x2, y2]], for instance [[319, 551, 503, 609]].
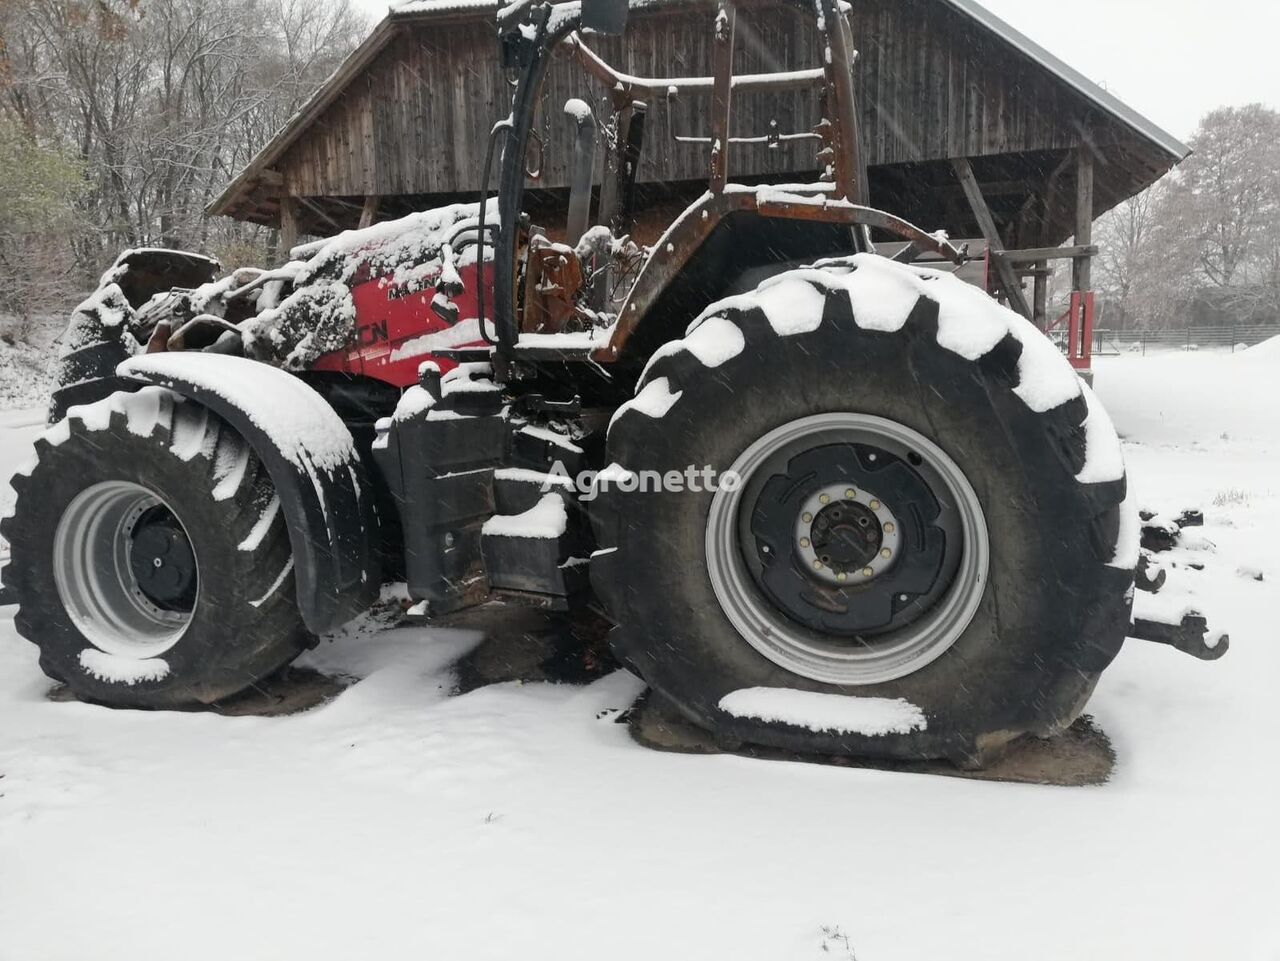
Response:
[[592, 256, 1135, 765], [2, 388, 309, 707]]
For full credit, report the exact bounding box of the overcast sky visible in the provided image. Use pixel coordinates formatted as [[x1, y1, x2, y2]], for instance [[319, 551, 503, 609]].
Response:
[[977, 0, 1278, 139], [356, 0, 1277, 141]]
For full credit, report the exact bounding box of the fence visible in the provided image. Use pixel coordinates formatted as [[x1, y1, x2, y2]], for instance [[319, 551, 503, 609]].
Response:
[[1049, 325, 1278, 356]]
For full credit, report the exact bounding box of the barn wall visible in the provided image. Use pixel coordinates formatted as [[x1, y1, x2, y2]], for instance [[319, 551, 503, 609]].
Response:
[[279, 0, 1101, 201]]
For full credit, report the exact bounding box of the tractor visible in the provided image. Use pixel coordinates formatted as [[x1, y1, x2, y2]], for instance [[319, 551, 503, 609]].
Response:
[[1, 0, 1203, 766]]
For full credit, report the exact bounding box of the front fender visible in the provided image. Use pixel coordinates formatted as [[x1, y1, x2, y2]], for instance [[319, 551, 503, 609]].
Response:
[[118, 353, 380, 634]]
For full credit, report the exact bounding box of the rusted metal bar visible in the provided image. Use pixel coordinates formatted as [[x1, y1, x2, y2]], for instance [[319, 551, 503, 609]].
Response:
[[565, 34, 823, 98], [823, 0, 866, 203], [709, 2, 737, 194]]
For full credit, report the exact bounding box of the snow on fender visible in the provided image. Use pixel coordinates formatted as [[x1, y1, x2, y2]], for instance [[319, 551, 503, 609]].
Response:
[[118, 353, 380, 633]]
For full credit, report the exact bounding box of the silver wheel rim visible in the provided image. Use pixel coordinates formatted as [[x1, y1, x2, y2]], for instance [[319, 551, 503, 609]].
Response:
[[705, 412, 989, 685], [53, 481, 198, 658]]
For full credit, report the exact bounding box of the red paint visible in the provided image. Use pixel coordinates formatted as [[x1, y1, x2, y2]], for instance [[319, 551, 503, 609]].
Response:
[[1061, 291, 1095, 372], [311, 261, 494, 387]]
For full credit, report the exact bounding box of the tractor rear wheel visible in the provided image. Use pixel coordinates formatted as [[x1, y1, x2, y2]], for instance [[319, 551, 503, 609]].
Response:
[[591, 257, 1135, 766], [2, 388, 309, 708]]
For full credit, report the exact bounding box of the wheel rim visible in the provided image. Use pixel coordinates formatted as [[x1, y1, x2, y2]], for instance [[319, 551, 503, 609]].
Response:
[[53, 481, 198, 659], [705, 413, 989, 685]]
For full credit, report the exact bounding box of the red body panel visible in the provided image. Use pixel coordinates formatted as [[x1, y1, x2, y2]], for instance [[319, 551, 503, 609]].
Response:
[[311, 262, 494, 387]]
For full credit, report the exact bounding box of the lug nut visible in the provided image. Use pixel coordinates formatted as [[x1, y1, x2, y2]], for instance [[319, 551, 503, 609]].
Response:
[[836, 572, 847, 582], [799, 537, 810, 548], [802, 512, 812, 523], [883, 521, 895, 534], [819, 494, 830, 505], [881, 548, 892, 559], [845, 488, 856, 499], [813, 559, 824, 570], [869, 499, 881, 510], [862, 566, 874, 577]]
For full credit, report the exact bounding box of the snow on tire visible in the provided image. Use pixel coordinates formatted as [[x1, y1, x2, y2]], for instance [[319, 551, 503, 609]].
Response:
[[0, 387, 309, 708], [591, 254, 1135, 766]]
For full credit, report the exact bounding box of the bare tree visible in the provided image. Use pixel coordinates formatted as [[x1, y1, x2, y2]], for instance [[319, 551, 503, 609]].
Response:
[[0, 0, 367, 295]]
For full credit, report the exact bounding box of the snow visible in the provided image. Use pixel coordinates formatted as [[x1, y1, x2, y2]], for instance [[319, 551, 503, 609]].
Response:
[[719, 688, 927, 736], [237, 496, 281, 552], [0, 329, 58, 410], [388, 316, 494, 363], [563, 97, 592, 122], [641, 314, 744, 383], [493, 467, 575, 489], [516, 423, 583, 453], [606, 376, 682, 435], [1074, 383, 1126, 484], [249, 558, 294, 608], [481, 492, 568, 539], [119, 353, 356, 475], [1109, 493, 1142, 570], [78, 649, 170, 685], [0, 351, 1278, 960]]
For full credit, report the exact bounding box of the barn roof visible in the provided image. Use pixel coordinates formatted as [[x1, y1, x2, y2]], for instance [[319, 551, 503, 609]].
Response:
[[942, 0, 1187, 159], [209, 0, 1189, 230]]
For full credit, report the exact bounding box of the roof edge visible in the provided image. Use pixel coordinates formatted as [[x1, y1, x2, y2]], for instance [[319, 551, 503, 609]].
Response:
[[940, 0, 1190, 162]]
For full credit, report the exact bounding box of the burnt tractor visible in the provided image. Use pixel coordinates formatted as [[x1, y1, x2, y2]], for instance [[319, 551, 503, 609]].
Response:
[[2, 0, 1195, 766]]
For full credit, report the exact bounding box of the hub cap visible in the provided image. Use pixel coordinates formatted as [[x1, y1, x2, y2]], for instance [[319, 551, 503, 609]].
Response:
[[705, 413, 989, 685], [53, 481, 199, 659]]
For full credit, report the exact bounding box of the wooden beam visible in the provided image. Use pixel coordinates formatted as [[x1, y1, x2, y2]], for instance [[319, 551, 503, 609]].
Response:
[[358, 194, 380, 229], [951, 157, 1032, 319], [1002, 244, 1098, 263], [1073, 146, 1095, 292], [279, 196, 299, 253]]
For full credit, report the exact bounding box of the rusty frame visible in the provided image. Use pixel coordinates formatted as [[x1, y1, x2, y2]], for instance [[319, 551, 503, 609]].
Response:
[[496, 0, 964, 367]]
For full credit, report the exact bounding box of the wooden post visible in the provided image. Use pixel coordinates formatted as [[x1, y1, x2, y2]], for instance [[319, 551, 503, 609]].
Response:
[[358, 194, 380, 229], [279, 196, 300, 254], [1073, 146, 1094, 292], [952, 157, 1032, 320], [1033, 261, 1049, 330]]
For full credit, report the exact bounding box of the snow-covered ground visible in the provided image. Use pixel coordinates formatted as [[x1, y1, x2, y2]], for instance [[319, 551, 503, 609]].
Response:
[[1, 348, 1277, 961]]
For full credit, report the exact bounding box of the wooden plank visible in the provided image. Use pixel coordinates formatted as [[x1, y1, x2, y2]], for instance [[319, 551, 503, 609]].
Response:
[[359, 194, 380, 228], [279, 196, 299, 252], [951, 156, 1032, 319], [1032, 260, 1048, 330], [1003, 244, 1098, 262]]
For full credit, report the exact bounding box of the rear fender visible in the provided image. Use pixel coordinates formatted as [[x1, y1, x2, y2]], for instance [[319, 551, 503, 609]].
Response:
[[118, 354, 380, 634]]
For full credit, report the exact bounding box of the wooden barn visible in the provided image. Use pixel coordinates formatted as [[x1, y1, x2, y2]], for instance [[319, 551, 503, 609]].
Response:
[[209, 0, 1188, 326]]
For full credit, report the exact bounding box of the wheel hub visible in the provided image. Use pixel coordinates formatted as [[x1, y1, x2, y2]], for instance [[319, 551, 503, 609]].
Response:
[[794, 483, 901, 585], [128, 506, 198, 611]]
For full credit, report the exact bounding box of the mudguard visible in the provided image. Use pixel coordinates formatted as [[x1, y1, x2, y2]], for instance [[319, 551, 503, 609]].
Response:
[[118, 354, 380, 634]]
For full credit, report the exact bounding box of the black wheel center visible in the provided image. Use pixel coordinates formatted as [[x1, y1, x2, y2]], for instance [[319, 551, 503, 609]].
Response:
[[810, 501, 882, 571], [129, 506, 197, 612], [746, 441, 958, 638]]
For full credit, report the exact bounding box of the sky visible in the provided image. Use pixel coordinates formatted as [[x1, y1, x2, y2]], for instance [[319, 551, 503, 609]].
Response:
[[976, 0, 1279, 140], [356, 0, 1278, 142]]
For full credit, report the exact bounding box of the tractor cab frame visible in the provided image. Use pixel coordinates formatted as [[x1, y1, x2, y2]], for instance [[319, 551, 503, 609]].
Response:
[[474, 0, 966, 376]]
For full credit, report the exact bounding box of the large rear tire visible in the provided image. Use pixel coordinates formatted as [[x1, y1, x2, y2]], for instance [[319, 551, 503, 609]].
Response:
[[2, 387, 309, 708], [591, 256, 1135, 765]]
